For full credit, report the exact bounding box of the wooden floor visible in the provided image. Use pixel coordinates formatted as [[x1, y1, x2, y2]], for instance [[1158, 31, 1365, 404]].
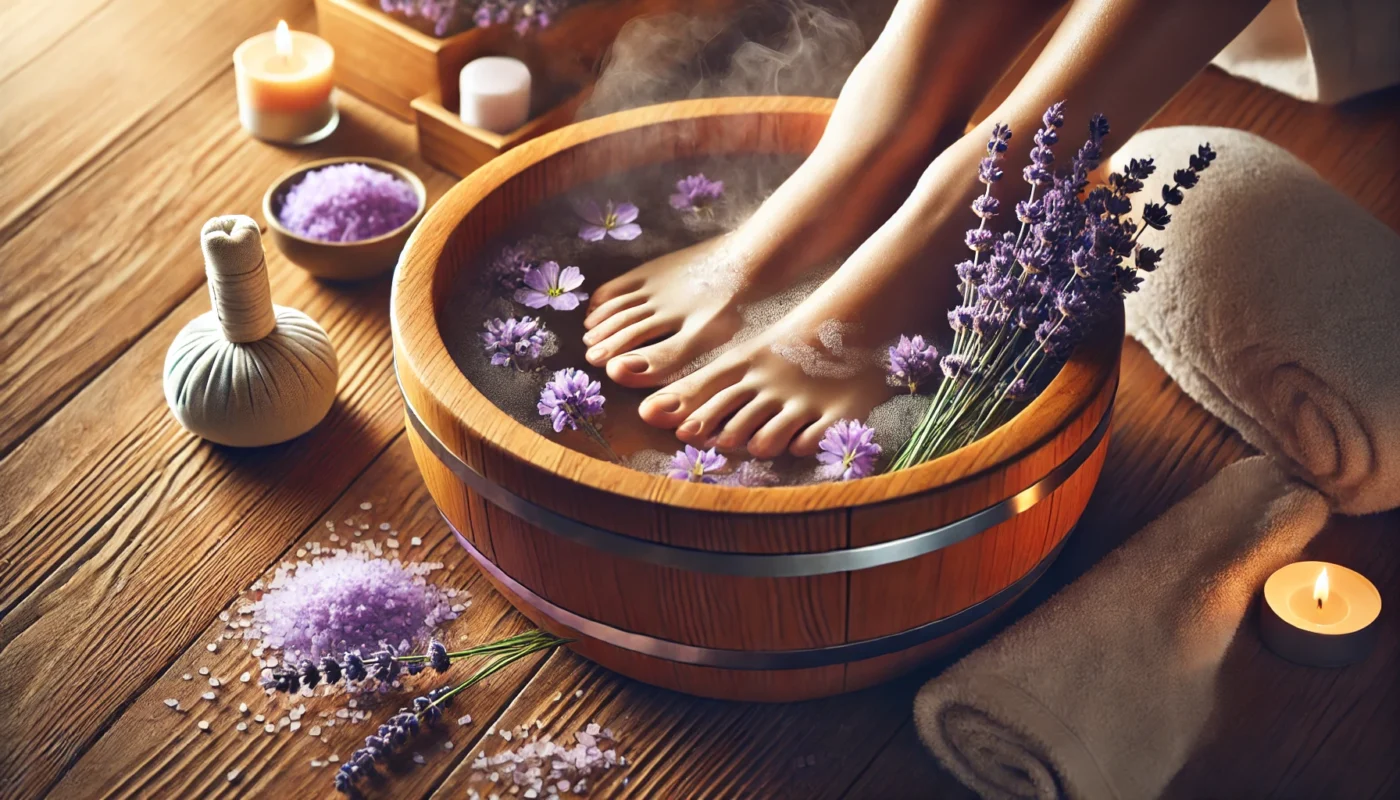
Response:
[[2, 2, 1397, 798]]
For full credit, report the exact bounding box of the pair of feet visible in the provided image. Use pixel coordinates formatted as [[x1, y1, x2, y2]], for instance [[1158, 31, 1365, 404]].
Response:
[[581, 130, 987, 460]]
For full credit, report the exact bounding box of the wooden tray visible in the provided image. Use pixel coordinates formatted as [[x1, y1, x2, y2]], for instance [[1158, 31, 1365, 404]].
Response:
[[316, 0, 737, 121], [411, 84, 591, 178]]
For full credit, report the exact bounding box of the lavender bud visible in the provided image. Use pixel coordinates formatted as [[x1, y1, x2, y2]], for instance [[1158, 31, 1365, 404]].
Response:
[[343, 652, 367, 683], [428, 640, 451, 673], [320, 656, 343, 685]]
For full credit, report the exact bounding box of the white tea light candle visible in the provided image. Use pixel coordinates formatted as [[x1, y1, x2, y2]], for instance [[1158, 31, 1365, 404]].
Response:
[[234, 21, 338, 145], [1260, 561, 1380, 667], [459, 57, 531, 134]]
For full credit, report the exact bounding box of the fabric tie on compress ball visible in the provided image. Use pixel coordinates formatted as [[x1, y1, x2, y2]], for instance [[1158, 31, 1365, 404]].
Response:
[[1121, 126, 1400, 515], [915, 126, 1399, 799]]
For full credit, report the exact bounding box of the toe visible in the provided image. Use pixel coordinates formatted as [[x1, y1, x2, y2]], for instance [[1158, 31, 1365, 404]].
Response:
[[583, 291, 646, 330], [582, 304, 651, 349], [587, 316, 678, 366], [790, 413, 840, 458], [714, 396, 782, 451], [678, 384, 756, 445], [608, 318, 732, 389], [639, 360, 746, 428], [749, 405, 818, 459], [587, 277, 644, 315]]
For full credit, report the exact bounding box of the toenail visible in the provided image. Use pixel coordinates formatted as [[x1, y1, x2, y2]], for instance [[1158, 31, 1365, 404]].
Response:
[[678, 419, 701, 436], [619, 355, 647, 373], [586, 346, 605, 361], [651, 394, 681, 413]]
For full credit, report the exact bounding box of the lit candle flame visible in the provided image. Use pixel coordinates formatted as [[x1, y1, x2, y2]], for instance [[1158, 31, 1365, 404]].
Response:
[[1313, 566, 1329, 609], [274, 20, 293, 59]]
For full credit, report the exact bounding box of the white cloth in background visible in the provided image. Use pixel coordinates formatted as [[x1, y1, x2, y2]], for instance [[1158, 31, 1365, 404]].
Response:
[[1212, 0, 1400, 102]]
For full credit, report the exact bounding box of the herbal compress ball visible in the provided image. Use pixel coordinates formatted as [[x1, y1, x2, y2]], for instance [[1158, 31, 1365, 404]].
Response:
[[163, 215, 339, 447]]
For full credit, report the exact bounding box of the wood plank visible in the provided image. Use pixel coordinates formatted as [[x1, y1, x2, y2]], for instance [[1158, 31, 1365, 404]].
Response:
[[0, 1, 318, 455], [0, 0, 113, 83], [0, 103, 457, 800], [0, 84, 452, 612], [48, 436, 551, 800], [0, 0, 310, 229], [429, 651, 922, 800]]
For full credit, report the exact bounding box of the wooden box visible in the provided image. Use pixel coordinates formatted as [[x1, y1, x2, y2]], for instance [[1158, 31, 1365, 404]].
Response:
[[411, 84, 591, 178], [316, 0, 737, 121]]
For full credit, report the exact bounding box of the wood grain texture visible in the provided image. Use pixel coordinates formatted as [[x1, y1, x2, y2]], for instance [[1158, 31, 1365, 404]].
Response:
[[46, 436, 549, 800], [395, 96, 1118, 699], [2, 2, 1399, 794]]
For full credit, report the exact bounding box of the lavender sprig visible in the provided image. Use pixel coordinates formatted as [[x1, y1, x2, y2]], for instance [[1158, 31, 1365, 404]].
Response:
[[891, 105, 1214, 470], [265, 632, 563, 694], [333, 630, 567, 796]]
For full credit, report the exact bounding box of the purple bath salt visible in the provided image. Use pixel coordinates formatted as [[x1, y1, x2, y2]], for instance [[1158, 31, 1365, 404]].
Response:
[[250, 545, 457, 665], [277, 163, 420, 243]]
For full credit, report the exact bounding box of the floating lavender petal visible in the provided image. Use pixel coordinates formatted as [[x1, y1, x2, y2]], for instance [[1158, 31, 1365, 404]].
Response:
[[666, 446, 727, 483], [669, 174, 725, 211], [514, 262, 588, 310], [537, 368, 605, 432], [816, 419, 881, 481]]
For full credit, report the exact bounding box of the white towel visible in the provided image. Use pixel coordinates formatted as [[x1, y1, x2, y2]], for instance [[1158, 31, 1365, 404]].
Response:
[[1212, 0, 1400, 103]]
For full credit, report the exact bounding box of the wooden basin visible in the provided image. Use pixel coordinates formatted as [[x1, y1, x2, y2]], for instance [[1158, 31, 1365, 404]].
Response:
[[391, 96, 1121, 701]]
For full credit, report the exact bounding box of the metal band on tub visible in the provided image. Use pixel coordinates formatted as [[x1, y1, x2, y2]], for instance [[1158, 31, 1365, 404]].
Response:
[[444, 511, 1068, 670], [397, 370, 1111, 579]]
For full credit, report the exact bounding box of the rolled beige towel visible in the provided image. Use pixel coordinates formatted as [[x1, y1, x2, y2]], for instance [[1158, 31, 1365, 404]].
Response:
[[1213, 0, 1400, 103], [1121, 126, 1400, 515], [915, 457, 1328, 800]]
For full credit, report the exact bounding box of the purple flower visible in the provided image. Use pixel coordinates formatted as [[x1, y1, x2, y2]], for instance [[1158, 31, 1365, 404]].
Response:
[[816, 419, 881, 481], [576, 199, 641, 241], [887, 335, 939, 393], [723, 460, 780, 487], [971, 195, 1000, 219], [941, 354, 974, 380], [666, 445, 727, 483], [538, 368, 605, 432], [428, 640, 450, 673], [485, 242, 536, 292], [965, 229, 994, 252], [669, 174, 724, 211], [514, 261, 588, 310], [480, 316, 549, 370]]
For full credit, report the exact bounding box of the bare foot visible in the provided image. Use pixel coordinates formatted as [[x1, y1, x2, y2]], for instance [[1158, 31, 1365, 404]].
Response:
[[582, 152, 901, 389], [638, 134, 985, 457], [583, 0, 1066, 389]]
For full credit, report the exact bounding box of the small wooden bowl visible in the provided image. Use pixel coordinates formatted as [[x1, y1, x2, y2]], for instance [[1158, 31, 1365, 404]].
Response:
[[263, 157, 427, 281], [393, 97, 1122, 701]]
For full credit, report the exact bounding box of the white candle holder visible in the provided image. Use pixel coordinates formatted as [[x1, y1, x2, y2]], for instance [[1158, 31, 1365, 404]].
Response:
[[1260, 561, 1380, 667]]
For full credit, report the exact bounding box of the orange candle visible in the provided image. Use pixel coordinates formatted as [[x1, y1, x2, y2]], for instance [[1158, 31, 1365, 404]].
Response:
[[234, 21, 338, 145]]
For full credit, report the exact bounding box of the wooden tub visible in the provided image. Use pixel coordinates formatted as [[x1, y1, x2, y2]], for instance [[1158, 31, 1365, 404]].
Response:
[[392, 96, 1121, 702]]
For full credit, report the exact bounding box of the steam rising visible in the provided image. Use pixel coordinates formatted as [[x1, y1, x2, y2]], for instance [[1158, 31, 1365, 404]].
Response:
[[580, 1, 867, 118]]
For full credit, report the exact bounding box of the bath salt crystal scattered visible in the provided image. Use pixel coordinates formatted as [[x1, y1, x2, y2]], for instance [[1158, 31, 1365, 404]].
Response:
[[278, 163, 420, 243], [469, 723, 622, 796], [202, 692, 216, 701], [410, 536, 422, 546], [444, 741, 455, 752], [412, 753, 427, 765], [236, 722, 248, 732], [198, 667, 209, 676], [197, 720, 210, 732], [329, 754, 340, 763], [458, 715, 473, 726], [206, 643, 218, 653], [387, 539, 400, 549], [164, 698, 179, 709], [264, 724, 276, 734], [309, 726, 321, 736], [208, 678, 220, 687], [254, 714, 266, 723], [379, 522, 391, 530], [240, 672, 251, 683], [251, 543, 456, 664], [360, 502, 373, 510], [227, 768, 241, 783], [182, 673, 191, 681]]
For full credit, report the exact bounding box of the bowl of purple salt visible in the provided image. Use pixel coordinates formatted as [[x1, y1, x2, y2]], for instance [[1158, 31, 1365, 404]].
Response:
[[263, 157, 427, 280]]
